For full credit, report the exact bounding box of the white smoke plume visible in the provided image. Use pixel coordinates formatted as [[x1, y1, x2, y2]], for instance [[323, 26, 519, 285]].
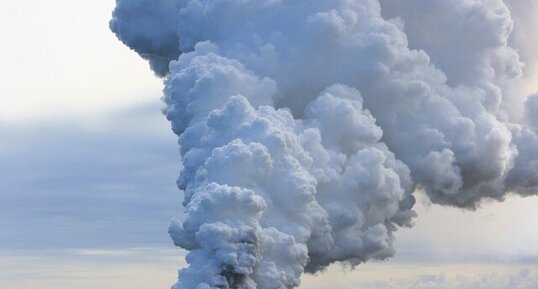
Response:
[[110, 1, 538, 288]]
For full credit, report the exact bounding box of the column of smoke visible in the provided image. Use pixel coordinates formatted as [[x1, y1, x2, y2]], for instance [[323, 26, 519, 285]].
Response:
[[110, 1, 538, 288]]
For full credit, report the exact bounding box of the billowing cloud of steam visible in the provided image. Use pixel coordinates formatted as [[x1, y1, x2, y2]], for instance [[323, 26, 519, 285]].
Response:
[[110, 0, 538, 288]]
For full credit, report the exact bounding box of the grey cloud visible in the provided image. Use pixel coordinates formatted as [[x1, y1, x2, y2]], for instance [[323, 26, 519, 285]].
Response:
[[0, 103, 181, 249]]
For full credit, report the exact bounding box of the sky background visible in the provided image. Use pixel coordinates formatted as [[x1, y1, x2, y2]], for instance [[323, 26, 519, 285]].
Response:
[[1, 1, 537, 289]]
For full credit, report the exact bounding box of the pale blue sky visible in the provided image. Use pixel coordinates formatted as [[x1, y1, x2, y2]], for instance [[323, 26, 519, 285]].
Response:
[[0, 1, 537, 288]]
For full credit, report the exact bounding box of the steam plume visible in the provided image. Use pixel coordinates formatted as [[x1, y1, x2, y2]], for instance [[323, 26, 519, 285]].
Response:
[[110, 1, 538, 288]]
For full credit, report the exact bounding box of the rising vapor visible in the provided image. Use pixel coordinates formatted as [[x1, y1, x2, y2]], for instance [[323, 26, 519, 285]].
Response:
[[110, 1, 538, 288]]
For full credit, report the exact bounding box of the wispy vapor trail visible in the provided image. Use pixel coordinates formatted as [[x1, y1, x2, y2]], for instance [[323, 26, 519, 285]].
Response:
[[110, 1, 538, 288]]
